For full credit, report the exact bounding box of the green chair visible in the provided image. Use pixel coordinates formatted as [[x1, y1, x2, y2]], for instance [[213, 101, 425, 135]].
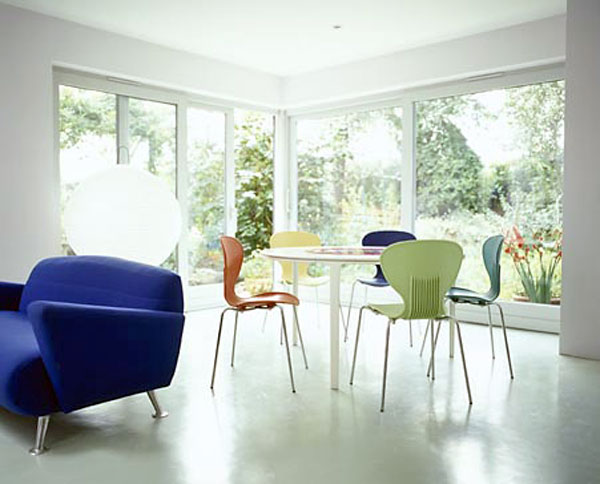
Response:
[[350, 240, 472, 411], [423, 234, 514, 378]]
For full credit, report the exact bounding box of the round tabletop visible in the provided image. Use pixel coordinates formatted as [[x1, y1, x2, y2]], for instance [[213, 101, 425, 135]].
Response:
[[260, 246, 385, 264]]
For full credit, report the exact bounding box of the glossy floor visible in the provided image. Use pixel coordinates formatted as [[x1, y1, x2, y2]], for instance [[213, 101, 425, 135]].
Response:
[[1, 306, 600, 484]]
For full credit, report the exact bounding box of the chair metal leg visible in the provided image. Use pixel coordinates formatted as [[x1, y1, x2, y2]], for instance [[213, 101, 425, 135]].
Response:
[[380, 319, 392, 412], [427, 320, 442, 378], [211, 307, 232, 390], [430, 318, 437, 380], [147, 390, 169, 418], [493, 302, 514, 379], [278, 306, 296, 393], [419, 319, 431, 357], [231, 310, 240, 367], [350, 306, 366, 385], [454, 319, 473, 404], [487, 305, 496, 359], [292, 305, 308, 369], [29, 415, 50, 456], [409, 321, 413, 347], [339, 304, 348, 342], [346, 280, 358, 340], [261, 309, 269, 332]]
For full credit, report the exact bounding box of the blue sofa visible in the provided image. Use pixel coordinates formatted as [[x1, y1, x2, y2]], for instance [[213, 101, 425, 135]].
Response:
[[0, 256, 185, 455]]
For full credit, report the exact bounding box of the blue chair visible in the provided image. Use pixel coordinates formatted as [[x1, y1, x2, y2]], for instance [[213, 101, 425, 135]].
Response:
[[0, 256, 185, 455], [444, 235, 513, 378], [346, 230, 416, 341]]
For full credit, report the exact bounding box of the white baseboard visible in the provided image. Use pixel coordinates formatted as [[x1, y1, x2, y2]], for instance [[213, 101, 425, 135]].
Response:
[[453, 301, 560, 334]]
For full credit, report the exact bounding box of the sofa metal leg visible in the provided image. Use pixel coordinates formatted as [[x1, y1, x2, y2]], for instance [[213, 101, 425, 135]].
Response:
[[147, 390, 169, 419], [29, 415, 50, 456]]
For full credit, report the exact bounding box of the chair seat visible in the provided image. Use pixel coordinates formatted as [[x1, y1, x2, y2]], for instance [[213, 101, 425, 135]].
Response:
[[368, 303, 405, 320], [236, 291, 299, 310], [447, 287, 493, 305], [368, 302, 447, 320], [281, 276, 329, 287], [357, 277, 389, 288]]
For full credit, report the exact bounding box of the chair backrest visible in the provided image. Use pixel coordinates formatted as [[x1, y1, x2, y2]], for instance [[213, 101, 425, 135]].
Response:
[[269, 231, 321, 283], [362, 230, 416, 247], [362, 230, 416, 281], [220, 236, 245, 307], [482, 235, 504, 301], [19, 256, 183, 313], [380, 240, 463, 320]]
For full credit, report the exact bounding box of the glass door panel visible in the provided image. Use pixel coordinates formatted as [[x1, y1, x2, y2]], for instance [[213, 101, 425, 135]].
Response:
[[128, 97, 177, 270], [128, 98, 177, 190], [414, 80, 565, 303], [295, 107, 403, 282], [187, 107, 226, 287], [58, 85, 117, 254], [234, 109, 275, 294]]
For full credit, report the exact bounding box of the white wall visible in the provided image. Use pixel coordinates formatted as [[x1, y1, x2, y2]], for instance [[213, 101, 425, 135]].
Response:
[[282, 16, 566, 108], [0, 4, 281, 282], [560, 0, 600, 360]]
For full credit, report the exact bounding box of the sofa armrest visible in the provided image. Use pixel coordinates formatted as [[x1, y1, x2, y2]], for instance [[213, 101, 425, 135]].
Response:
[[28, 300, 185, 413], [0, 282, 24, 311]]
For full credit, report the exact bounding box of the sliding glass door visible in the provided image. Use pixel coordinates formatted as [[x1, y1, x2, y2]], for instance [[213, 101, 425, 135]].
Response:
[[289, 72, 564, 331], [59, 86, 117, 255], [58, 85, 178, 268], [57, 74, 276, 308], [294, 106, 403, 282], [127, 98, 177, 191], [184, 107, 276, 301], [233, 109, 275, 294], [186, 107, 227, 290], [415, 80, 565, 303]]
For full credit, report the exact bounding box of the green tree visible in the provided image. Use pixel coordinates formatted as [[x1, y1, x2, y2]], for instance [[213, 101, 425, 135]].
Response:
[[59, 87, 115, 149], [504, 81, 565, 231], [234, 111, 274, 256], [414, 97, 485, 217], [60, 88, 176, 181]]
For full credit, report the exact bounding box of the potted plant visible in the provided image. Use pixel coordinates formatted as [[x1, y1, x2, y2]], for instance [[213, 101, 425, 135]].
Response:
[[504, 226, 562, 304]]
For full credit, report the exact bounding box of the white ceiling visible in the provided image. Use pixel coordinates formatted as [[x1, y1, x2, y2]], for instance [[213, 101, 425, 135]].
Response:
[[1, 0, 566, 76]]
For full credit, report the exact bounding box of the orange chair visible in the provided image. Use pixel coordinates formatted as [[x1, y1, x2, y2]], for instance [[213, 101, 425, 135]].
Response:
[[210, 236, 308, 393]]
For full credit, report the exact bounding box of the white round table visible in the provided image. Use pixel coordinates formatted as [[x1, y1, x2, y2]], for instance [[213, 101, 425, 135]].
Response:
[[261, 246, 384, 389]]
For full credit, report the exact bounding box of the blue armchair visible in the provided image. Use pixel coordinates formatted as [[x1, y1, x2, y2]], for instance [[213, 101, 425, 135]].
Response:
[[0, 256, 185, 455]]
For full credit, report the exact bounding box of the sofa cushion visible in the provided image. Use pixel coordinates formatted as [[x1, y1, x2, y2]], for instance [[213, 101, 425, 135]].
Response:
[[0, 311, 59, 416], [19, 256, 183, 314]]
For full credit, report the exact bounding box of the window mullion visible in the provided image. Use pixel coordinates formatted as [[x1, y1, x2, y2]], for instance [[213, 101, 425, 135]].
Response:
[[176, 103, 189, 286], [224, 109, 236, 236], [401, 100, 416, 234], [288, 118, 298, 230], [117, 95, 130, 164]]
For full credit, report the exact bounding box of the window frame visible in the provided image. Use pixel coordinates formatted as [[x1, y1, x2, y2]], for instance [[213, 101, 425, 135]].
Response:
[[54, 64, 566, 330], [287, 64, 565, 332]]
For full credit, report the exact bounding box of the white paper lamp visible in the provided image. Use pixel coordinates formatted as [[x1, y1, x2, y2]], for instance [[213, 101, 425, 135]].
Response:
[[64, 165, 182, 266]]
